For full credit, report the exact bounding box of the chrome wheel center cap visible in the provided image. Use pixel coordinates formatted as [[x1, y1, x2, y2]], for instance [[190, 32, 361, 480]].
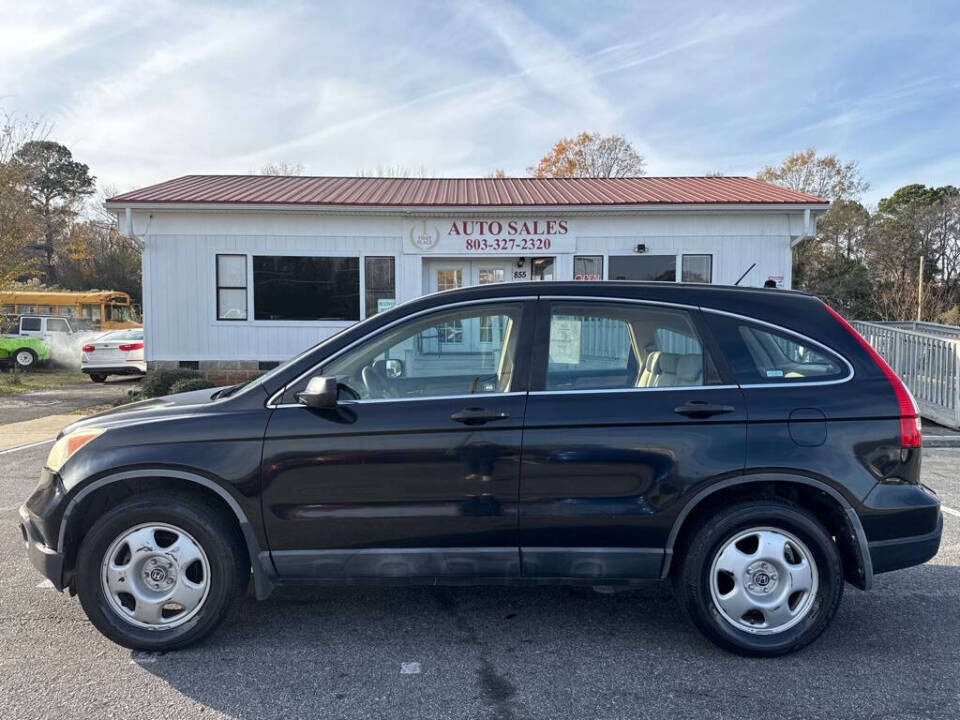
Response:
[[745, 560, 778, 595], [142, 556, 176, 591]]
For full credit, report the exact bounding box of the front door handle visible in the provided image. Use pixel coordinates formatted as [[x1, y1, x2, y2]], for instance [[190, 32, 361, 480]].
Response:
[[450, 408, 509, 425], [674, 401, 735, 418]]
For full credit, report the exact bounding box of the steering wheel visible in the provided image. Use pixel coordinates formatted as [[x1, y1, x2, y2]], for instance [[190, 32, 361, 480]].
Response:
[[361, 364, 396, 398]]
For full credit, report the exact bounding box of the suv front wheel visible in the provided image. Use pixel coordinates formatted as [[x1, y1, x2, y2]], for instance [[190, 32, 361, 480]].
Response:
[[674, 499, 844, 656], [75, 491, 248, 651]]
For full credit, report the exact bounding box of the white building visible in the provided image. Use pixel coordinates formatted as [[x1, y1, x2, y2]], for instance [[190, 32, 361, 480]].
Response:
[[105, 175, 827, 378]]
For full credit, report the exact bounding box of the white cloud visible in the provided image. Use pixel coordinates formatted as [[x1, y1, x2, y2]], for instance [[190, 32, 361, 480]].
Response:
[[0, 0, 955, 197]]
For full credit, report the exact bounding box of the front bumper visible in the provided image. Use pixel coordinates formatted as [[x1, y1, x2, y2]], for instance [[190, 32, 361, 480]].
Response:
[[18, 505, 65, 591]]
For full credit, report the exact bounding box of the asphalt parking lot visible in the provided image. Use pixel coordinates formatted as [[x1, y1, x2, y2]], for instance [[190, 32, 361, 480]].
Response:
[[1, 443, 958, 720], [0, 376, 139, 424]]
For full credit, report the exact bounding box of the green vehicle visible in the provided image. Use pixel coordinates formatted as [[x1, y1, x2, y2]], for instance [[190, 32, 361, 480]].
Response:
[[0, 335, 51, 369]]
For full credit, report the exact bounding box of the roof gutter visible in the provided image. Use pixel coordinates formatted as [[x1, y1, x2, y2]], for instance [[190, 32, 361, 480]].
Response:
[[105, 201, 831, 216], [790, 205, 830, 247]]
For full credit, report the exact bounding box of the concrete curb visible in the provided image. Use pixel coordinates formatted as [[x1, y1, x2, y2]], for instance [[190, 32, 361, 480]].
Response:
[[922, 436, 960, 448]]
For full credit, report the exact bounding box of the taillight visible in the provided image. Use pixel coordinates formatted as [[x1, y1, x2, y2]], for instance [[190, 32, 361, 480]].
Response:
[[825, 305, 921, 448], [118, 342, 144, 352], [81, 344, 94, 353]]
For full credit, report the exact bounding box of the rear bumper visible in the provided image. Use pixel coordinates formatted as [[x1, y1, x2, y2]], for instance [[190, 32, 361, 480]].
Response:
[[869, 514, 943, 574], [81, 364, 145, 375], [18, 505, 65, 591]]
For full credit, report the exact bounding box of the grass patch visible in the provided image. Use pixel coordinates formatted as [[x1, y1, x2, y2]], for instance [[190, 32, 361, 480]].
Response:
[[0, 367, 88, 395]]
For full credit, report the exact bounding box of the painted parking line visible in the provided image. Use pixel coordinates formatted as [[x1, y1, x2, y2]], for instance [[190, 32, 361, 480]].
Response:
[[0, 439, 55, 456], [942, 505, 960, 519]]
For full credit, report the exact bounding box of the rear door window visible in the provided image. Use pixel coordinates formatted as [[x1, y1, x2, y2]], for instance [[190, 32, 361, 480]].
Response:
[[709, 314, 848, 384], [541, 302, 720, 391]]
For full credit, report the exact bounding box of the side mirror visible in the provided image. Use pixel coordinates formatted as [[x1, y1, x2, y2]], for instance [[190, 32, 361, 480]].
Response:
[[385, 358, 404, 378], [296, 376, 339, 409]]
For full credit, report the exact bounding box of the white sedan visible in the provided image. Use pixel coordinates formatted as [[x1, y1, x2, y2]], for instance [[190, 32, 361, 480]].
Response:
[[80, 328, 146, 383]]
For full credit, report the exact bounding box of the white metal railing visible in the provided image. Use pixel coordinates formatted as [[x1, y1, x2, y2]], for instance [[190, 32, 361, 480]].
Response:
[[852, 321, 960, 429]]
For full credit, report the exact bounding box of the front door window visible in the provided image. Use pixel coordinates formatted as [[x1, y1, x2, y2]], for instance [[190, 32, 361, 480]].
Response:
[[322, 302, 525, 400]]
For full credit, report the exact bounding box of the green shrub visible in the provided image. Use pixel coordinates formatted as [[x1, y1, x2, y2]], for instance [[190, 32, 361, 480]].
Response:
[[141, 369, 204, 398], [168, 377, 217, 395]]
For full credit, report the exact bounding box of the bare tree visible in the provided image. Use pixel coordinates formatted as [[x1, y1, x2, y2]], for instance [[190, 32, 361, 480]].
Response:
[[258, 161, 305, 176], [528, 132, 646, 178], [355, 164, 435, 178], [757, 149, 868, 201]]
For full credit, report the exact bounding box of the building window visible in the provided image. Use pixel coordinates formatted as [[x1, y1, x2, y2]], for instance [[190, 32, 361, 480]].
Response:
[[216, 254, 248, 321], [253, 256, 360, 321], [531, 257, 555, 281], [682, 254, 712, 283], [609, 255, 676, 281], [573, 256, 603, 281], [365, 256, 396, 317]]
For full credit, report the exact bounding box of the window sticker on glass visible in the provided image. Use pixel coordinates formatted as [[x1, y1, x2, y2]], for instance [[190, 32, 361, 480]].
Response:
[[549, 317, 582, 365], [766, 369, 785, 377]]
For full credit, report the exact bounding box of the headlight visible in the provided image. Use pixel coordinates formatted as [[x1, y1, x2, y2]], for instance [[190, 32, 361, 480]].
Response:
[[46, 429, 105, 472]]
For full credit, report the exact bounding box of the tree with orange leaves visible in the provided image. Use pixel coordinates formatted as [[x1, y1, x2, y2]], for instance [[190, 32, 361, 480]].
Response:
[[528, 132, 646, 178]]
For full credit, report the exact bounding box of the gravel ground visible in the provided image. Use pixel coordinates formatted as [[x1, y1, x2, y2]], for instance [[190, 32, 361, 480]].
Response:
[[1, 445, 957, 720]]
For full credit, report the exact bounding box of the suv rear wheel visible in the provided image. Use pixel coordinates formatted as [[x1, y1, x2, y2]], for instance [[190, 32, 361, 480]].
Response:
[[674, 499, 843, 656], [75, 492, 248, 651], [15, 348, 37, 369]]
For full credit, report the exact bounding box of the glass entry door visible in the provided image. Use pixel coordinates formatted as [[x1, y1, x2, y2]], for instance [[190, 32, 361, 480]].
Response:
[[471, 262, 513, 351], [424, 260, 515, 354]]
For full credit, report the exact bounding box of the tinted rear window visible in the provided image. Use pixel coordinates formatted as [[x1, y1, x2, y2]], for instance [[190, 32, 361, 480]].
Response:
[[707, 314, 849, 385]]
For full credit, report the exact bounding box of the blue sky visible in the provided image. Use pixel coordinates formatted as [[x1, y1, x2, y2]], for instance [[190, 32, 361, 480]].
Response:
[[2, 0, 958, 205]]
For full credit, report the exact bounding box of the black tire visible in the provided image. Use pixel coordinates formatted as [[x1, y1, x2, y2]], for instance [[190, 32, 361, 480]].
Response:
[[14, 348, 37, 369], [89, 373, 108, 383], [673, 499, 844, 657], [75, 491, 248, 651]]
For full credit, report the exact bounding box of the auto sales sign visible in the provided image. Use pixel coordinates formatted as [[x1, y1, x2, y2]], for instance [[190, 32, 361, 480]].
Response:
[[404, 219, 575, 255]]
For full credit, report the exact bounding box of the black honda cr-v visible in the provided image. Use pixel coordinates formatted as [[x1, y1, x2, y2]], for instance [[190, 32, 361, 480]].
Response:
[[20, 282, 942, 656]]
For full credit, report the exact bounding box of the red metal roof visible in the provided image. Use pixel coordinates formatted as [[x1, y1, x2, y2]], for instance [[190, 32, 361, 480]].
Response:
[[106, 175, 827, 207]]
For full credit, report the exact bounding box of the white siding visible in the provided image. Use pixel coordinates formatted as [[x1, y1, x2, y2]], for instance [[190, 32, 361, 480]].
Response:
[[134, 209, 801, 363]]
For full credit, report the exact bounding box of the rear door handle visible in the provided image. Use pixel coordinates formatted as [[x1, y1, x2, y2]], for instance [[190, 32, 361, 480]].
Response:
[[674, 401, 735, 418], [450, 408, 509, 425]]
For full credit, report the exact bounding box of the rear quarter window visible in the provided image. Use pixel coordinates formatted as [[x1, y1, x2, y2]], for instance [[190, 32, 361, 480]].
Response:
[[707, 313, 850, 385]]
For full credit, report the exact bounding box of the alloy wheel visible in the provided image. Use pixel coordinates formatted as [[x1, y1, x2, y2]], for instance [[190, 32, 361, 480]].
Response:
[[709, 526, 819, 635], [100, 522, 211, 630]]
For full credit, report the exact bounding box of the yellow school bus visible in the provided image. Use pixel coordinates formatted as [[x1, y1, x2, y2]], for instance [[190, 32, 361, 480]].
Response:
[[0, 290, 140, 330]]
